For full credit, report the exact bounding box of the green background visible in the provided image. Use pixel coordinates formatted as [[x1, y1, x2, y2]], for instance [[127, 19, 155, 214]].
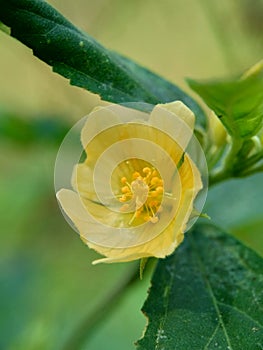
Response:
[[0, 0, 263, 349]]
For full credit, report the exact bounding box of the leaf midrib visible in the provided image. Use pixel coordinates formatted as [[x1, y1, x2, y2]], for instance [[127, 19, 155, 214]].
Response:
[[189, 236, 234, 350]]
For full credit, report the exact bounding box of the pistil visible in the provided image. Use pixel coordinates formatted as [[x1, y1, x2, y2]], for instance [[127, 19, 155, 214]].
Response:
[[118, 166, 163, 225]]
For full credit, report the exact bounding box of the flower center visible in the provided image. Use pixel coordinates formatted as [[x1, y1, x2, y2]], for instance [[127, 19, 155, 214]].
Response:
[[118, 166, 163, 225]]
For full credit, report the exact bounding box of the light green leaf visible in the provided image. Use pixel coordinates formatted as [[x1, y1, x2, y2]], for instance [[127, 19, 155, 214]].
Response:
[[0, 21, 10, 34], [136, 224, 263, 350], [187, 60, 263, 138], [0, 0, 206, 127]]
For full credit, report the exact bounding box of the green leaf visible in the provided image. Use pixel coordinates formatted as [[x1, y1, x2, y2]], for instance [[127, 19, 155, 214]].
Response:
[[0, 0, 206, 127], [187, 60, 263, 138], [0, 109, 70, 145], [136, 224, 263, 350], [0, 21, 10, 34]]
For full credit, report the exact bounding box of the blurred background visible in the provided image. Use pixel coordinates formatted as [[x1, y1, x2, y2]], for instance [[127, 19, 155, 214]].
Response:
[[0, 0, 263, 349]]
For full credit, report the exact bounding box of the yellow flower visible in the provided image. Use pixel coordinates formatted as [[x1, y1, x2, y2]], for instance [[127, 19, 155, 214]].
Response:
[[56, 101, 203, 264]]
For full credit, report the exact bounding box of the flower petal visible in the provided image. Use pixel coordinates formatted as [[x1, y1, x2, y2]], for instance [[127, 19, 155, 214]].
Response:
[[81, 104, 148, 152], [149, 101, 195, 151]]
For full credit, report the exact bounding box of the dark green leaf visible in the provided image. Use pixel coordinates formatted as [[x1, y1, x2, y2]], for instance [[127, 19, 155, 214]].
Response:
[[137, 224, 263, 350], [0, 0, 206, 127], [187, 61, 263, 138]]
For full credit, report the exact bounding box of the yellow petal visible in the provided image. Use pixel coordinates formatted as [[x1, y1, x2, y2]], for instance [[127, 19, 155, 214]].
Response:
[[81, 105, 148, 158], [149, 101, 195, 151]]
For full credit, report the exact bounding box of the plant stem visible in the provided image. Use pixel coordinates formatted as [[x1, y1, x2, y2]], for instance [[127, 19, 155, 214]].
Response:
[[209, 138, 243, 186], [207, 144, 227, 172], [61, 263, 140, 350], [239, 164, 263, 177], [237, 149, 263, 171]]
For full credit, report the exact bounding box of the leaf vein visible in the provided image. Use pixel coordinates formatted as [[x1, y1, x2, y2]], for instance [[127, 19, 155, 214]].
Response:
[[203, 322, 220, 349], [217, 301, 263, 329], [190, 236, 234, 350], [154, 263, 176, 350]]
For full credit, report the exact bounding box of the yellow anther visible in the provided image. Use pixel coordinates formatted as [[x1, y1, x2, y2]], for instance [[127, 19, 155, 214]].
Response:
[[152, 170, 158, 176], [121, 186, 130, 193], [132, 171, 141, 179], [151, 177, 159, 185], [156, 186, 163, 194], [143, 167, 151, 174], [119, 195, 127, 202], [121, 177, 127, 184], [149, 200, 158, 207], [150, 191, 158, 197]]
